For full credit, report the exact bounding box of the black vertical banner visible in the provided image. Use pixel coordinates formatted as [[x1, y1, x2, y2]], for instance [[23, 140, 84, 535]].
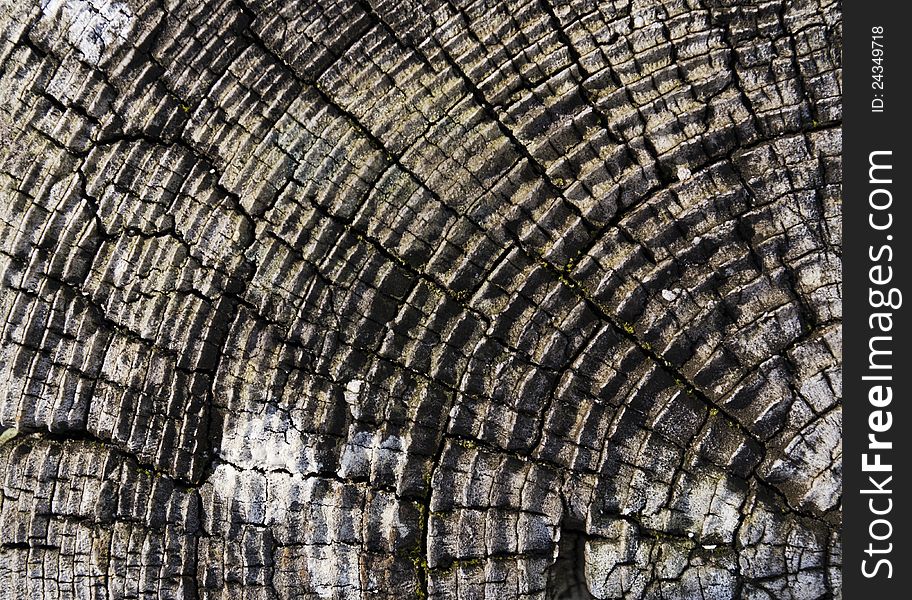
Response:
[[843, 3, 910, 597]]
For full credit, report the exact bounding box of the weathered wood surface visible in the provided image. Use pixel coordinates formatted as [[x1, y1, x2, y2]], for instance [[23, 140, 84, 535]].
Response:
[[0, 0, 841, 598]]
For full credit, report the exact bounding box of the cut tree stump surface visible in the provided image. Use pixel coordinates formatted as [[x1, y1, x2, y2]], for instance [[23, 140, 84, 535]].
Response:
[[0, 0, 841, 598]]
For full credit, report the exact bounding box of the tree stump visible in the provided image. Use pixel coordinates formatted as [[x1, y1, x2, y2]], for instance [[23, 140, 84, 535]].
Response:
[[0, 0, 842, 598]]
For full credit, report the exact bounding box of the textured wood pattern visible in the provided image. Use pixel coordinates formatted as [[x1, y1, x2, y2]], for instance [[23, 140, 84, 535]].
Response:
[[0, 0, 841, 598]]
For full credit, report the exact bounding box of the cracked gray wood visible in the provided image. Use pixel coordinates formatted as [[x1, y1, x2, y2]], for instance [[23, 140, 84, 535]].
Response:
[[0, 0, 841, 598]]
